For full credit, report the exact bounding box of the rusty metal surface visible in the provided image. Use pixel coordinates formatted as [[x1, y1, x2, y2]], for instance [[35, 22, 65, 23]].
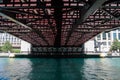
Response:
[[0, 0, 119, 47]]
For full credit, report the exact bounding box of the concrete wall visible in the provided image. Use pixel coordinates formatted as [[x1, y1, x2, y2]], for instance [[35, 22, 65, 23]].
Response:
[[21, 40, 31, 53], [84, 39, 95, 53]]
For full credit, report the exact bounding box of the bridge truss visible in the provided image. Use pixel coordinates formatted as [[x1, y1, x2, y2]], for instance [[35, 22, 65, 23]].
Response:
[[0, 0, 120, 50]]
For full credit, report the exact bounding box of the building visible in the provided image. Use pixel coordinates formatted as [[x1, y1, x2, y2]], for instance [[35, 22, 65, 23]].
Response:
[[84, 38, 95, 53], [21, 40, 31, 53], [0, 32, 31, 53], [85, 28, 120, 53], [0, 32, 21, 48]]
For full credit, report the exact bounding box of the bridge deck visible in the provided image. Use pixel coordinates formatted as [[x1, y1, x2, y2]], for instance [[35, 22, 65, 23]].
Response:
[[0, 0, 119, 54]]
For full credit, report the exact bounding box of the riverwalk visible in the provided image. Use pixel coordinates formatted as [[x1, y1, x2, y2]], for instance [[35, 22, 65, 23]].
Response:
[[0, 52, 120, 58], [0, 53, 28, 58]]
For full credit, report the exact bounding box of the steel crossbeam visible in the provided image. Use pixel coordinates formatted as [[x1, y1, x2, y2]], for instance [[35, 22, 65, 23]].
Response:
[[0, 0, 119, 47]]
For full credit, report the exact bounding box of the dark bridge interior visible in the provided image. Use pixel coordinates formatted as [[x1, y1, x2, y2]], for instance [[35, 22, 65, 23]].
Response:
[[0, 0, 120, 56]]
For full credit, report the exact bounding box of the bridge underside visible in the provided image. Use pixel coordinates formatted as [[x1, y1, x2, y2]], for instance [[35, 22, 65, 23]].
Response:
[[0, 0, 120, 55]]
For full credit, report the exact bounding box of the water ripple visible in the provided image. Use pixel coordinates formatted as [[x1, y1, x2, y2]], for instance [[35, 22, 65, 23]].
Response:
[[0, 58, 120, 80]]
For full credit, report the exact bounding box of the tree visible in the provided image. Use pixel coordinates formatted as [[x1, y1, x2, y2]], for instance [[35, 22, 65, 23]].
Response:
[[110, 39, 120, 52], [1, 41, 12, 53]]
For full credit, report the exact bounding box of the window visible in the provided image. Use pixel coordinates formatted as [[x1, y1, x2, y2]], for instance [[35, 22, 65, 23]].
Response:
[[108, 42, 111, 46], [97, 34, 101, 40], [118, 33, 120, 40], [102, 32, 106, 40], [102, 42, 106, 46], [113, 33, 117, 40], [108, 32, 111, 40], [118, 28, 120, 32]]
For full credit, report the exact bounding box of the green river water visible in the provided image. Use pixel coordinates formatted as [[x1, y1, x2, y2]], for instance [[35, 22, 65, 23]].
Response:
[[0, 58, 120, 80]]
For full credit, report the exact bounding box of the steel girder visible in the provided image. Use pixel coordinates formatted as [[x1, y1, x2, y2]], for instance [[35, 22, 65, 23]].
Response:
[[0, 0, 119, 47]]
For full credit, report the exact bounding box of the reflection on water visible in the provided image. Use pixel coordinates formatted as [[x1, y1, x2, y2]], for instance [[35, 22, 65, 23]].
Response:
[[29, 58, 85, 80], [0, 58, 120, 80], [0, 58, 32, 80]]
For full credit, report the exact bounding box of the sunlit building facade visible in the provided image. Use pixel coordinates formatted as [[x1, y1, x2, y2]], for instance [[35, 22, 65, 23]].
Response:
[[85, 28, 120, 53], [0, 32, 21, 48], [0, 32, 31, 53]]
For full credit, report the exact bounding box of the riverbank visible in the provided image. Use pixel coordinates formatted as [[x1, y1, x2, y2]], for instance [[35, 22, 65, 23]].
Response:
[[0, 53, 9, 57], [16, 54, 100, 58], [0, 53, 120, 58], [0, 53, 100, 58], [0, 53, 28, 58]]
